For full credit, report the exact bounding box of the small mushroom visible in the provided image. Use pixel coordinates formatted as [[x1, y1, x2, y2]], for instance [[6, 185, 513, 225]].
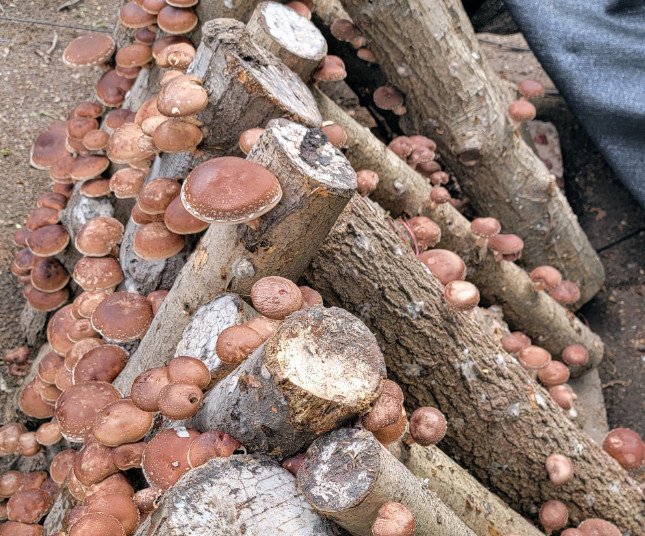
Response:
[[537, 361, 570, 387], [131, 367, 171, 412], [330, 19, 366, 48], [602, 428, 644, 470], [538, 500, 568, 533], [488, 233, 524, 262], [561, 345, 590, 367], [549, 280, 580, 306], [250, 276, 303, 320], [356, 170, 380, 197], [373, 85, 406, 115], [75, 217, 124, 257], [408, 407, 447, 446], [530, 265, 562, 291], [518, 79, 545, 99], [577, 519, 621, 536], [239, 128, 265, 155], [418, 249, 466, 286], [545, 453, 574, 485], [518, 345, 552, 372], [167, 356, 210, 389], [157, 382, 204, 420], [113, 442, 147, 471], [443, 280, 480, 311], [313, 55, 346, 82], [371, 502, 416, 536], [508, 100, 536, 123], [186, 431, 241, 468], [501, 332, 531, 354], [215, 325, 264, 365]]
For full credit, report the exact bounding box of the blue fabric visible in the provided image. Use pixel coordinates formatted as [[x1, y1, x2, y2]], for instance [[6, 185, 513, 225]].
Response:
[[503, 0, 645, 207]]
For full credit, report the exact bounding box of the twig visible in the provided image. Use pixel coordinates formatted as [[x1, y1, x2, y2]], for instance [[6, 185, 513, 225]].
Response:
[[601, 379, 632, 389], [46, 31, 58, 55], [58, 0, 83, 10]]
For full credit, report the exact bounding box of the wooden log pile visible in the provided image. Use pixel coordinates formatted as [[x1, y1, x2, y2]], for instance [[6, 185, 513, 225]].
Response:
[[0, 1, 642, 536]]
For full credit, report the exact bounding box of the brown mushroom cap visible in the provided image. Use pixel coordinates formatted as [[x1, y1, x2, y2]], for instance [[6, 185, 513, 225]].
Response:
[[95, 69, 136, 108], [75, 217, 124, 257], [73, 256, 124, 291], [13, 228, 30, 248], [409, 406, 447, 446], [107, 123, 157, 164], [73, 290, 111, 319], [105, 108, 136, 132], [518, 79, 545, 98], [373, 84, 405, 111], [0, 423, 28, 456], [37, 352, 64, 384], [549, 384, 577, 410], [0, 521, 44, 536], [52, 182, 74, 198], [137, 178, 181, 215], [73, 344, 128, 385], [30, 257, 69, 293], [113, 441, 147, 471], [313, 55, 346, 82], [239, 128, 265, 155], [17, 432, 40, 457], [24, 285, 69, 312], [68, 317, 99, 343], [362, 380, 404, 432], [116, 43, 152, 68], [167, 356, 210, 389], [215, 324, 265, 365], [602, 428, 644, 470], [163, 195, 209, 235], [65, 337, 105, 372], [371, 502, 416, 536], [142, 427, 200, 489], [6, 488, 51, 524], [538, 500, 568, 531], [549, 280, 581, 305], [530, 265, 562, 291], [11, 248, 34, 277], [30, 121, 67, 170], [84, 472, 134, 502], [488, 233, 524, 258], [27, 207, 61, 231], [26, 224, 70, 257], [244, 316, 281, 340], [133, 201, 165, 225], [406, 216, 441, 251], [49, 449, 77, 485], [146, 289, 169, 315], [545, 453, 574, 485], [186, 431, 241, 468], [73, 440, 120, 486], [330, 18, 366, 47], [250, 276, 303, 320], [133, 222, 185, 261], [120, 1, 156, 28], [157, 74, 208, 117], [298, 286, 323, 309], [537, 360, 570, 387], [85, 493, 140, 536], [508, 100, 537, 122], [152, 118, 203, 153], [518, 345, 552, 370], [155, 41, 196, 70], [418, 249, 466, 286], [132, 487, 163, 513], [82, 129, 110, 152], [577, 519, 622, 536], [47, 304, 76, 355], [80, 178, 112, 198], [131, 366, 171, 412], [321, 123, 347, 148], [36, 421, 62, 446], [93, 399, 154, 447], [561, 344, 590, 367], [67, 116, 99, 140], [69, 512, 126, 536], [157, 382, 203, 420], [63, 34, 116, 67], [355, 169, 380, 196], [0, 471, 25, 497], [181, 157, 282, 224], [109, 167, 147, 198], [470, 217, 501, 239], [91, 291, 154, 342], [18, 381, 55, 419], [54, 381, 121, 442], [156, 5, 198, 34]]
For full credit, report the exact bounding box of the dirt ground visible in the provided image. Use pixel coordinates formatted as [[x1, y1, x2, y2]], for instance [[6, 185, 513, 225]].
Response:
[[0, 5, 642, 435]]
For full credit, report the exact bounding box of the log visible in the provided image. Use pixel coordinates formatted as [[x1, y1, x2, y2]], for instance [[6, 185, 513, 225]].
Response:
[[114, 118, 355, 393], [247, 1, 328, 81], [569, 369, 609, 446], [137, 454, 337, 536], [189, 306, 385, 459], [315, 90, 604, 374], [43, 490, 76, 536], [389, 441, 545, 536], [304, 196, 643, 532], [298, 427, 475, 536], [340, 0, 604, 305]]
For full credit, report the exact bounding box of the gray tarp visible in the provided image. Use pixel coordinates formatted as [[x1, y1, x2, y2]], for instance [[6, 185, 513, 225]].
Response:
[[503, 0, 645, 207]]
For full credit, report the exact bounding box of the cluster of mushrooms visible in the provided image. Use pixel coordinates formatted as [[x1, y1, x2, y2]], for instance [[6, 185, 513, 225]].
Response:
[[1, 1, 643, 535]]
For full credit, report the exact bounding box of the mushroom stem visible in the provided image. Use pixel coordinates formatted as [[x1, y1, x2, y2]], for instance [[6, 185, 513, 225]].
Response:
[[297, 427, 475, 536], [313, 90, 604, 376]]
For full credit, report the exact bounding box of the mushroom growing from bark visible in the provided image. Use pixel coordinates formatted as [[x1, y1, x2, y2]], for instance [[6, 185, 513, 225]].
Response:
[[91, 292, 153, 342], [602, 428, 644, 470], [250, 276, 303, 320], [408, 406, 447, 446], [313, 55, 347, 82], [545, 453, 574, 485], [443, 280, 480, 311], [539, 500, 568, 532], [371, 501, 416, 536], [141, 427, 200, 489]]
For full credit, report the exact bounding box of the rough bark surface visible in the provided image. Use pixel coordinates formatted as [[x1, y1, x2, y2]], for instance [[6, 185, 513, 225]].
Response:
[[569, 369, 609, 446], [43, 489, 76, 535], [298, 427, 475, 536], [341, 0, 604, 304], [315, 90, 604, 374], [390, 442, 545, 536], [190, 306, 386, 459], [174, 293, 256, 384], [19, 305, 48, 348], [115, 119, 356, 393], [136, 454, 337, 536], [247, 1, 327, 81], [304, 196, 643, 532]]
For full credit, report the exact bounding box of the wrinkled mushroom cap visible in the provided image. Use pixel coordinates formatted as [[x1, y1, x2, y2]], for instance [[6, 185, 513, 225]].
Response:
[[545, 453, 574, 485], [54, 381, 121, 442], [250, 276, 303, 320], [602, 428, 644, 470], [538, 500, 568, 531], [409, 406, 447, 446], [91, 291, 153, 342], [181, 157, 282, 224], [371, 502, 416, 536], [93, 399, 155, 447], [63, 34, 116, 67]]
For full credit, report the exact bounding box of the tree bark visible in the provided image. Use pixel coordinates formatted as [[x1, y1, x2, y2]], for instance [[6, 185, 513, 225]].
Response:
[[247, 1, 328, 81], [173, 293, 256, 384], [304, 196, 643, 533], [389, 441, 545, 536], [189, 306, 386, 459], [136, 454, 338, 536], [114, 118, 356, 393], [315, 90, 604, 374], [340, 0, 604, 305], [298, 427, 475, 536]]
